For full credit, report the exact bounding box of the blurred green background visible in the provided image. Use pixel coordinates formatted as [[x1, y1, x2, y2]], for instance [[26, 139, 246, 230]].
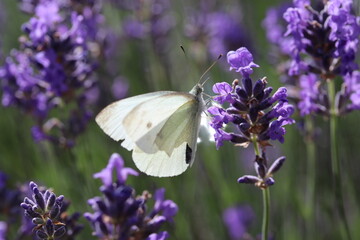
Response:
[[1, 0, 360, 239]]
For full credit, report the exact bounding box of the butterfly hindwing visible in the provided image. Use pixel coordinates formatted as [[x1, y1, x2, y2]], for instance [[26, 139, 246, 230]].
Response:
[[132, 96, 203, 177]]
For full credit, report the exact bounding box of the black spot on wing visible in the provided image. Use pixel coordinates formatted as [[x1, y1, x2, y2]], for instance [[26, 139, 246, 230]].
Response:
[[185, 144, 192, 164], [146, 122, 152, 128]]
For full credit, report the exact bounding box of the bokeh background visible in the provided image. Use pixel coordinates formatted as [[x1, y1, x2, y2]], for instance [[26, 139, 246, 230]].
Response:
[[1, 0, 360, 239]]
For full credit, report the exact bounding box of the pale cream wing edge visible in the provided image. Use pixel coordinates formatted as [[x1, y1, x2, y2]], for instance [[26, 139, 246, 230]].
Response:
[[132, 142, 190, 177], [95, 91, 173, 150]]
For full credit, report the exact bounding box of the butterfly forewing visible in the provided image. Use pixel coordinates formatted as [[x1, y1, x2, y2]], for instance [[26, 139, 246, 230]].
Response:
[[95, 91, 173, 149], [122, 93, 196, 151]]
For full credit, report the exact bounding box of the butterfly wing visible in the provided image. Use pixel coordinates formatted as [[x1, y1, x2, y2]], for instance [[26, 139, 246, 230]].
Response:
[[95, 91, 173, 150], [96, 89, 204, 177], [132, 97, 203, 177]]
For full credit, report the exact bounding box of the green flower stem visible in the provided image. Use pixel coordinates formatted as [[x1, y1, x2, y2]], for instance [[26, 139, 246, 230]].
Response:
[[304, 116, 316, 237], [252, 138, 270, 240], [262, 187, 270, 240], [327, 79, 352, 240]]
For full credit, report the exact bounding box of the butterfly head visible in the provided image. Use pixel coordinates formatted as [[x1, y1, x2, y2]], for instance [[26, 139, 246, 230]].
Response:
[[189, 84, 204, 97]]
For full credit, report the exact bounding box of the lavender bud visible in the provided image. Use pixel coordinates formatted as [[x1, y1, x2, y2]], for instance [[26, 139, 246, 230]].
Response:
[[253, 79, 265, 97], [231, 100, 248, 111], [46, 193, 56, 210], [265, 178, 275, 186], [230, 133, 249, 144], [236, 87, 249, 101], [32, 217, 44, 225], [242, 78, 253, 96], [54, 225, 66, 238], [45, 219, 54, 237], [255, 159, 266, 179], [239, 122, 250, 133], [44, 191, 51, 202], [36, 230, 48, 239], [263, 87, 273, 99], [237, 175, 261, 184], [249, 107, 258, 123], [267, 156, 286, 175], [50, 204, 60, 219]]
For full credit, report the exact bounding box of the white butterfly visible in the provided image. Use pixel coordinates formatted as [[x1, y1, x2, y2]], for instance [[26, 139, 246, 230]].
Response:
[[95, 84, 205, 177]]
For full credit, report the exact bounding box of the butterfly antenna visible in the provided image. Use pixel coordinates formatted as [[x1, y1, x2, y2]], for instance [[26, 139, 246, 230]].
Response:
[[199, 54, 222, 86], [180, 45, 187, 57]]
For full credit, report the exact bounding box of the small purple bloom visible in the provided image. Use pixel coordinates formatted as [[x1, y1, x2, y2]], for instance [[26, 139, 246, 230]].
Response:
[[93, 153, 138, 186], [269, 87, 288, 104], [35, 1, 62, 25], [146, 231, 169, 240], [212, 82, 234, 104], [267, 119, 289, 143], [214, 129, 232, 149], [152, 188, 178, 222], [227, 47, 259, 78]]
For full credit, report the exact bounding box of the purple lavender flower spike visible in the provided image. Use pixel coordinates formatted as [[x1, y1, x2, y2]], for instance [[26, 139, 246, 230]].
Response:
[[209, 48, 293, 189], [93, 153, 138, 186], [227, 47, 259, 78], [20, 181, 82, 239], [209, 49, 294, 149], [222, 205, 255, 240], [86, 153, 178, 239]]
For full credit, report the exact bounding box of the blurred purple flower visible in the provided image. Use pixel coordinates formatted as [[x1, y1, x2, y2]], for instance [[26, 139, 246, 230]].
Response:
[[0, 0, 103, 147], [0, 222, 6, 240], [0, 172, 22, 224], [223, 205, 255, 240], [123, 18, 147, 39], [185, 7, 253, 60], [298, 74, 324, 116], [343, 70, 360, 112], [146, 232, 169, 240], [112, 76, 129, 99]]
